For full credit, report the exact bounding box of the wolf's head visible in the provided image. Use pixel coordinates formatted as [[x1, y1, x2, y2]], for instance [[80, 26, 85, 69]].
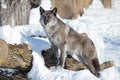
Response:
[[39, 7, 57, 27]]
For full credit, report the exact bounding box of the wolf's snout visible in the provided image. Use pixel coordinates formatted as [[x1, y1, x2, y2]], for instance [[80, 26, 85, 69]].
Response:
[[43, 17, 48, 25]]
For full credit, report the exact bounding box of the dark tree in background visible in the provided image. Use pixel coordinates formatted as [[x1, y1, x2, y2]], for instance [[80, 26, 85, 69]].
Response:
[[30, 0, 41, 9], [0, 1, 2, 26], [0, 0, 111, 27], [0, 0, 31, 27], [0, 0, 41, 27]]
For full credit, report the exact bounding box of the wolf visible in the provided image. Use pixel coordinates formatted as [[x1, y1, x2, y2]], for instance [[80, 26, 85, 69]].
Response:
[[39, 7, 113, 77]]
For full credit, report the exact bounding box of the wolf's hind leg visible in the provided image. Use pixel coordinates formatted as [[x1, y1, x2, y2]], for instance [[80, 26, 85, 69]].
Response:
[[87, 59, 100, 77], [92, 58, 100, 76], [77, 55, 99, 77], [84, 56, 100, 77]]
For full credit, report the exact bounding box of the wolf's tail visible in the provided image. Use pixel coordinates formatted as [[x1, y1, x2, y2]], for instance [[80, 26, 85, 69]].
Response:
[[100, 61, 114, 70]]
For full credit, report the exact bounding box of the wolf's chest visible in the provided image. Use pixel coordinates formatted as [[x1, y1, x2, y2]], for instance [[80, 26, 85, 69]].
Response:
[[48, 34, 61, 47]]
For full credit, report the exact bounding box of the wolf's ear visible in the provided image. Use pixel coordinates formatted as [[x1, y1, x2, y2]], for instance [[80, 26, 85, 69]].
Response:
[[40, 7, 45, 15], [51, 7, 57, 16]]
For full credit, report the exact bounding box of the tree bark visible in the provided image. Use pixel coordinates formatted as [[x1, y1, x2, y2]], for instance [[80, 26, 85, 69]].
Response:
[[101, 0, 112, 8], [51, 0, 93, 19], [0, 0, 30, 27], [0, 40, 33, 72]]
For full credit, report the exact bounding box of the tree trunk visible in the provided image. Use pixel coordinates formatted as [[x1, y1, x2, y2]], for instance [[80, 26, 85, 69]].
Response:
[[0, 39, 33, 79], [101, 0, 112, 8], [0, 39, 33, 72], [51, 0, 93, 19], [30, 0, 41, 9], [0, 2, 2, 26], [0, 0, 31, 27]]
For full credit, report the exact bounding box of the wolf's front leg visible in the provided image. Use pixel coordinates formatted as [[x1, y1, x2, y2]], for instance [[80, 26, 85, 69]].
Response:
[[58, 44, 66, 69], [51, 44, 59, 67], [50, 44, 60, 69]]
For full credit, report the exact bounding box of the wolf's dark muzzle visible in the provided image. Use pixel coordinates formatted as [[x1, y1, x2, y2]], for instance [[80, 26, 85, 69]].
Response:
[[43, 17, 48, 25]]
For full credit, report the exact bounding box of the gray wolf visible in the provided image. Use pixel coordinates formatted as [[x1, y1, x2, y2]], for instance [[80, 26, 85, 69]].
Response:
[[39, 7, 113, 77]]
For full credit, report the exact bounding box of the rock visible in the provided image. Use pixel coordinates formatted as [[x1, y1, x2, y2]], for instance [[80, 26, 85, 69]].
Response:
[[65, 55, 86, 71], [42, 48, 58, 68], [42, 48, 86, 71], [0, 71, 30, 80]]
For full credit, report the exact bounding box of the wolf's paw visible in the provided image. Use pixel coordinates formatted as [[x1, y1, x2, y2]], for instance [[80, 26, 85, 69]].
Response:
[[49, 65, 64, 70], [56, 66, 63, 69], [50, 66, 56, 70], [94, 72, 100, 78]]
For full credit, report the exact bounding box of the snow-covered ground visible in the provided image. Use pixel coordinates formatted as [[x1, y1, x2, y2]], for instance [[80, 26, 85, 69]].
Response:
[[0, 0, 120, 80]]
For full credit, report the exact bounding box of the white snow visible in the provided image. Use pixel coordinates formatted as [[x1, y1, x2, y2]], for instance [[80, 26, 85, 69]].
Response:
[[1, 0, 7, 9], [0, 0, 120, 80]]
